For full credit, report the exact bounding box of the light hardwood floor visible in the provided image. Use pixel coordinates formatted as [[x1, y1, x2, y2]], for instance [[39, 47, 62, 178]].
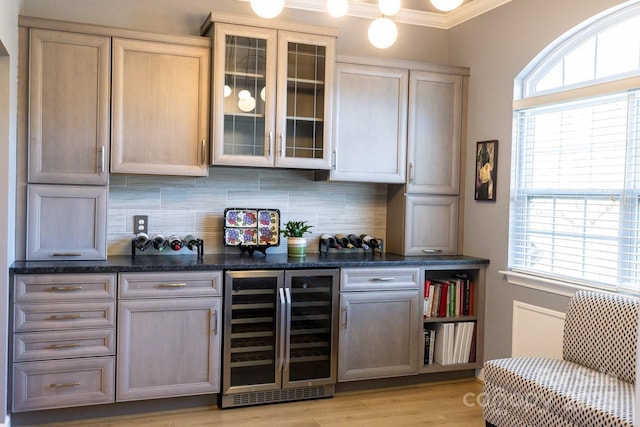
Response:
[[26, 380, 485, 427]]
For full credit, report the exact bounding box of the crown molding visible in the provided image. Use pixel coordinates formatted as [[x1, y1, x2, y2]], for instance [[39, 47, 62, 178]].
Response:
[[235, 0, 512, 29]]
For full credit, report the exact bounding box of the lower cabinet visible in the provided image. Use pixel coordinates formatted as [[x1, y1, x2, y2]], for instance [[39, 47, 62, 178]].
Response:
[[116, 271, 222, 401], [338, 268, 421, 382]]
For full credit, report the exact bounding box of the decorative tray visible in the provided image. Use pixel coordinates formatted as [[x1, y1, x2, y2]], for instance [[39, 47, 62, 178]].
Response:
[[223, 208, 280, 254]]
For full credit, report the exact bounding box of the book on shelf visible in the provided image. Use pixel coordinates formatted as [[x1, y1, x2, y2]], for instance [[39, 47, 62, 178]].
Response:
[[427, 321, 476, 365], [426, 276, 476, 318], [424, 279, 435, 318], [423, 328, 435, 365]]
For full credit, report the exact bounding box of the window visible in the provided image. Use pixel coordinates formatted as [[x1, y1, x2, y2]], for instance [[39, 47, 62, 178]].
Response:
[[509, 2, 640, 293]]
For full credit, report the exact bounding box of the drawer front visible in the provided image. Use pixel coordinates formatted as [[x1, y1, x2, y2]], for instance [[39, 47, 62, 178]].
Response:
[[14, 329, 115, 362], [14, 273, 116, 303], [12, 356, 115, 412], [14, 302, 116, 332], [119, 271, 223, 298], [340, 268, 420, 292]]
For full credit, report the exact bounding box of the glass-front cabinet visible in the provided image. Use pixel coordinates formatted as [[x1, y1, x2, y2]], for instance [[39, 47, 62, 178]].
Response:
[[212, 23, 335, 169]]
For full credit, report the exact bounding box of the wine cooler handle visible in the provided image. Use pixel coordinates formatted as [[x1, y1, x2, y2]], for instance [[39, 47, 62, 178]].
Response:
[[279, 288, 287, 375], [284, 288, 292, 374]]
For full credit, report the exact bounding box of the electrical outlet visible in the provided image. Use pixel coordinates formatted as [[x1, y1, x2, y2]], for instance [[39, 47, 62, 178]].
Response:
[[134, 215, 148, 234]]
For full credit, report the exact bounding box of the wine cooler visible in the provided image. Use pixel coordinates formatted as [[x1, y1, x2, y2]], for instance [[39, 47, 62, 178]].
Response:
[[221, 269, 339, 408]]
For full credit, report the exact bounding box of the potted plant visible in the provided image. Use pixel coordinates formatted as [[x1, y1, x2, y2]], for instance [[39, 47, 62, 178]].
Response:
[[281, 220, 312, 257]]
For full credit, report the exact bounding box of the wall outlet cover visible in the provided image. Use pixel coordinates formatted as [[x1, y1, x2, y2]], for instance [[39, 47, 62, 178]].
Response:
[[134, 215, 148, 234]]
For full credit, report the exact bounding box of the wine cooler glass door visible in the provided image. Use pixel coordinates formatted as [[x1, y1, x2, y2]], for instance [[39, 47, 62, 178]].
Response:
[[283, 269, 338, 388], [224, 271, 284, 394]]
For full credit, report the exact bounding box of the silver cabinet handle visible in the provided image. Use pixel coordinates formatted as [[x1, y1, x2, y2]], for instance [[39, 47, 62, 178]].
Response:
[[52, 253, 81, 257], [409, 162, 415, 183], [211, 309, 218, 335], [50, 343, 82, 349], [158, 283, 187, 288], [49, 314, 82, 320], [50, 382, 81, 388], [341, 306, 348, 329], [98, 146, 105, 172], [201, 140, 206, 164], [50, 286, 83, 292], [268, 131, 273, 156], [370, 277, 395, 282], [422, 249, 443, 254], [279, 133, 284, 157], [332, 151, 337, 169]]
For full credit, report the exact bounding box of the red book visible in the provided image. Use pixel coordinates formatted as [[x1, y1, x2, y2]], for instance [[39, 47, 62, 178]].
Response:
[[438, 281, 449, 318]]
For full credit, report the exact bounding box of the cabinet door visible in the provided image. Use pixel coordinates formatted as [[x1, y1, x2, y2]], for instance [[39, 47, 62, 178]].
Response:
[[407, 71, 462, 194], [212, 23, 277, 167], [275, 31, 334, 170], [28, 29, 110, 185], [26, 184, 107, 260], [331, 62, 408, 183], [111, 38, 210, 176], [338, 290, 420, 382], [117, 297, 221, 401]]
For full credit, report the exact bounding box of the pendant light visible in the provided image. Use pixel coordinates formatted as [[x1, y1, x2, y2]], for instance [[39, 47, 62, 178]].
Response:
[[327, 0, 349, 17], [431, 0, 464, 12], [249, 0, 285, 19], [368, 17, 398, 49]]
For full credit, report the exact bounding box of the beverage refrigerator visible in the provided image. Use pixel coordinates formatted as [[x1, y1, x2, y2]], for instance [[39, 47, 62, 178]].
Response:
[[220, 269, 339, 408]]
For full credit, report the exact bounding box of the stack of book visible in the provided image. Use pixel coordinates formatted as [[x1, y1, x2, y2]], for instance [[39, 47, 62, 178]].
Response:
[[423, 275, 475, 319], [424, 321, 476, 365]]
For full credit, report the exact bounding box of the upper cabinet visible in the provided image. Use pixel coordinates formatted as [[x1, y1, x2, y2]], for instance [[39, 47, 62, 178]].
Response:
[[110, 38, 210, 176], [406, 71, 462, 195], [329, 61, 408, 183], [28, 29, 111, 186], [207, 18, 335, 169]]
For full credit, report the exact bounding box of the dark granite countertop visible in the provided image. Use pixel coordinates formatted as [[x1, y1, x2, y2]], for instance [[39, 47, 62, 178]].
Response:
[[10, 253, 489, 274]]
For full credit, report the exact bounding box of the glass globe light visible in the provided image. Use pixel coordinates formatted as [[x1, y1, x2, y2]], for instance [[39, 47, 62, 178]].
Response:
[[378, 0, 401, 16], [327, 0, 349, 17], [368, 17, 397, 49], [431, 0, 464, 12], [249, 0, 285, 19]]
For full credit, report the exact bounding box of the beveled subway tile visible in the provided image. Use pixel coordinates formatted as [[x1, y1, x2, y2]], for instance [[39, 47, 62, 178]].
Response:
[[287, 191, 346, 213], [146, 210, 196, 236], [226, 191, 289, 209], [199, 167, 260, 190], [108, 209, 127, 233], [109, 187, 161, 210], [126, 175, 197, 188], [259, 169, 317, 192], [160, 188, 228, 211]]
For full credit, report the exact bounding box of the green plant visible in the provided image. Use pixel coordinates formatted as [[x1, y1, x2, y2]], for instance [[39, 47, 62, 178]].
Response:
[[280, 220, 312, 238]]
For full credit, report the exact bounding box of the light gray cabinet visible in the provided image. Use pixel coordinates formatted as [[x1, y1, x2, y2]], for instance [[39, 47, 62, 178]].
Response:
[[328, 61, 408, 183], [338, 268, 421, 382], [26, 184, 107, 260], [116, 271, 222, 401], [12, 273, 116, 412], [28, 28, 110, 186]]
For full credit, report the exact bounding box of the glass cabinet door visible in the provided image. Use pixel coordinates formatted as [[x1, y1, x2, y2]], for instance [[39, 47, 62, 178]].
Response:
[[276, 32, 334, 169], [283, 269, 338, 387], [213, 24, 277, 167]]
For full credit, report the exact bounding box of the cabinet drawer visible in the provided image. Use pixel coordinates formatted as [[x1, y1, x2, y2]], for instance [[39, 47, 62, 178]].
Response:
[[119, 271, 222, 298], [14, 329, 115, 362], [340, 268, 420, 291], [14, 302, 116, 332], [12, 356, 115, 412], [14, 273, 116, 303]]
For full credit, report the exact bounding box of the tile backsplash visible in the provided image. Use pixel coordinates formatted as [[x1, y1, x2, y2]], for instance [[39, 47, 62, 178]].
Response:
[[108, 167, 388, 256]]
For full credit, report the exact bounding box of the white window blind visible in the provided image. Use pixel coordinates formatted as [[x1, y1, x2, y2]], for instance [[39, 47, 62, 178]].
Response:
[[510, 89, 640, 292]]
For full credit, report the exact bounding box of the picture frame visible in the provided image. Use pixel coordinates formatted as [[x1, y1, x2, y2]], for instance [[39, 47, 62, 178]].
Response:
[[475, 140, 498, 201]]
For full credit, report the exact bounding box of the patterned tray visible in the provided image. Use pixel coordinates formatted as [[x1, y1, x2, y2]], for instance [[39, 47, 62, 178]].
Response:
[[223, 208, 280, 248]]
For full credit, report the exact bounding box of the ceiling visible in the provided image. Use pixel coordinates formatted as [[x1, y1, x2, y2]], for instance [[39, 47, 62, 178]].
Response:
[[281, 0, 513, 29]]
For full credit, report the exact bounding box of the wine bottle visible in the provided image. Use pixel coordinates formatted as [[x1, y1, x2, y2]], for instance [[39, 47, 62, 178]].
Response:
[[334, 234, 353, 248], [134, 232, 151, 251], [183, 234, 199, 250], [361, 234, 381, 249], [320, 234, 341, 249], [168, 235, 183, 251], [348, 234, 365, 248], [152, 233, 167, 251]]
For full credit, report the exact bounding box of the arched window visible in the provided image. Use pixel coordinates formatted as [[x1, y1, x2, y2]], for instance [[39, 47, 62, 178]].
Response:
[[509, 1, 640, 293]]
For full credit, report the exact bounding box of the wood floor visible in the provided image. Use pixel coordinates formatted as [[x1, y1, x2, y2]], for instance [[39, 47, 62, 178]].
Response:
[[26, 380, 485, 427]]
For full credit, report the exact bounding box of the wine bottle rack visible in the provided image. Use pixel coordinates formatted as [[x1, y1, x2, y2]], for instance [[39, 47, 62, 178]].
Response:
[[318, 236, 383, 256], [131, 237, 204, 258]]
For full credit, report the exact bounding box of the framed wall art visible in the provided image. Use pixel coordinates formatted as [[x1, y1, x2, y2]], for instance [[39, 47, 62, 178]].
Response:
[[475, 140, 498, 201]]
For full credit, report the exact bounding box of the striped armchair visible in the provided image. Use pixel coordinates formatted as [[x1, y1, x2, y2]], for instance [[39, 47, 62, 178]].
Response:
[[483, 290, 638, 427]]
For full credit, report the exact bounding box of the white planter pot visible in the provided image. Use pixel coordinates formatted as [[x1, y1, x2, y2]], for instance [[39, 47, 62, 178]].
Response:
[[287, 237, 307, 257]]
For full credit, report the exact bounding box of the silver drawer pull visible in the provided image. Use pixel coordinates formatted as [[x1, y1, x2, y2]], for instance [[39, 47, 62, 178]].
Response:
[[50, 286, 83, 292], [52, 253, 82, 257], [422, 249, 443, 253], [50, 382, 81, 388], [158, 283, 187, 288], [49, 314, 82, 320], [370, 277, 395, 282], [50, 343, 82, 349]]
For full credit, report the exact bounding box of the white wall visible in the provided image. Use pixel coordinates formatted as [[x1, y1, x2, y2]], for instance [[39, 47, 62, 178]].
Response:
[[0, 0, 20, 424], [448, 0, 631, 360]]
